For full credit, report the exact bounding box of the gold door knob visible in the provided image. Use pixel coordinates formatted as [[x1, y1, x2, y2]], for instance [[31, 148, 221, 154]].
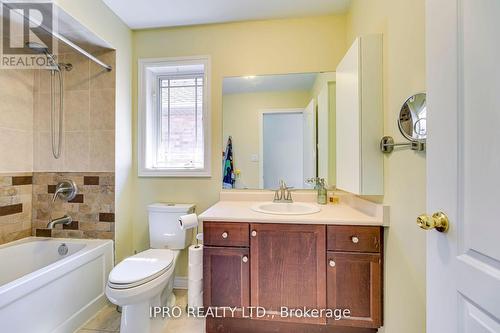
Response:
[[417, 212, 449, 232]]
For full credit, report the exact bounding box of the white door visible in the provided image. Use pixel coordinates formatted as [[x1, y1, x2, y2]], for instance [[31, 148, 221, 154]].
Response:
[[427, 0, 500, 332], [303, 99, 316, 187], [262, 112, 304, 189]]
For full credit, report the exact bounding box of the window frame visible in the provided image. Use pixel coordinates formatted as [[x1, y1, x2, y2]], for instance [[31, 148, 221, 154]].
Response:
[[138, 56, 211, 177]]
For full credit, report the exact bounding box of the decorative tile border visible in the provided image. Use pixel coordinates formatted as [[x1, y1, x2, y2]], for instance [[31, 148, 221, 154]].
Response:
[[84, 176, 99, 185], [0, 173, 33, 244], [0, 172, 115, 244], [0, 203, 23, 216], [12, 176, 33, 186], [99, 213, 115, 222], [32, 172, 115, 240]]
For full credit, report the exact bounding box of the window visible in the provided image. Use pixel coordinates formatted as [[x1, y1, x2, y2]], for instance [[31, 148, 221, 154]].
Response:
[[138, 56, 211, 177]]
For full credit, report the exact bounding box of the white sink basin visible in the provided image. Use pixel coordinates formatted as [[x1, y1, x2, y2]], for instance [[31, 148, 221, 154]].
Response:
[[251, 202, 321, 215]]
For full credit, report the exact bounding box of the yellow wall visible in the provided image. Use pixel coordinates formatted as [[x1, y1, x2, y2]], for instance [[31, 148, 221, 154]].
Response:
[[346, 1, 427, 332], [132, 15, 347, 275], [223, 90, 311, 189], [55, 0, 134, 261]]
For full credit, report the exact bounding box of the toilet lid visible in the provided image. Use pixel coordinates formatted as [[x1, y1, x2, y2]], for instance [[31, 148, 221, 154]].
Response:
[[108, 249, 175, 289]]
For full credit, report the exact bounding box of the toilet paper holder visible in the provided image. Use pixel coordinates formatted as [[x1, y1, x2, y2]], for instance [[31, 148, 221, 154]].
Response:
[[179, 213, 203, 245]]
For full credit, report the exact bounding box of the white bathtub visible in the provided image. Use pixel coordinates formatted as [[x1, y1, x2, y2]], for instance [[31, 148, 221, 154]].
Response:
[[0, 237, 114, 333]]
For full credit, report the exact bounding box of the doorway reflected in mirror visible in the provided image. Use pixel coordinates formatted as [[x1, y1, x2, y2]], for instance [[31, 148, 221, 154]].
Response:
[[222, 72, 336, 190]]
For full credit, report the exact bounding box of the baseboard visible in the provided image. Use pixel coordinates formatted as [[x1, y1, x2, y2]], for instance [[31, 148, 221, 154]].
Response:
[[174, 276, 188, 289]]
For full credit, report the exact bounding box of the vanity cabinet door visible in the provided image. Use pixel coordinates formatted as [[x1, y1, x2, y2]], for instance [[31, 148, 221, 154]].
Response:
[[203, 247, 250, 309], [327, 252, 382, 328], [250, 224, 326, 324]]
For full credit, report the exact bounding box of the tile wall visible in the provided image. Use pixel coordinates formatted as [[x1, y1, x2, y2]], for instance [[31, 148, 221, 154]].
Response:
[[0, 48, 116, 244], [0, 173, 33, 244], [0, 69, 35, 245], [33, 50, 116, 172], [32, 172, 115, 239], [0, 70, 34, 172]]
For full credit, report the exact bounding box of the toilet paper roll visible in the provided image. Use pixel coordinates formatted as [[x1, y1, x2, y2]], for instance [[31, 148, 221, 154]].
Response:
[[188, 290, 203, 308], [188, 244, 203, 265], [179, 213, 198, 231], [188, 278, 203, 293], [189, 263, 203, 281]]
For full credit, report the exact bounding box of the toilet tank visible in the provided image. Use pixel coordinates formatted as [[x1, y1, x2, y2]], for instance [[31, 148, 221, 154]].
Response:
[[148, 203, 195, 250]]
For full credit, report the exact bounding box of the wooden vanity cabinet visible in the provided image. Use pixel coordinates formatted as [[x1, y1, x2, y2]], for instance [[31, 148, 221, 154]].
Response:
[[327, 252, 382, 328], [250, 224, 326, 324], [327, 226, 383, 329], [203, 221, 383, 333], [203, 246, 250, 309], [203, 222, 250, 310]]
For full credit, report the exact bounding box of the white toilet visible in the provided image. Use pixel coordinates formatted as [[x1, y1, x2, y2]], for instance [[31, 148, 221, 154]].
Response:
[[106, 203, 195, 333]]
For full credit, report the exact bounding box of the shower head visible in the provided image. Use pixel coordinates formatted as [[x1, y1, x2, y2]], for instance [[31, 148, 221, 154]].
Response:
[[25, 41, 60, 71]]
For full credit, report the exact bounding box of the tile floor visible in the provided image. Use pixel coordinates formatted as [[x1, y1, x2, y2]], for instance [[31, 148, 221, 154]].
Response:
[[78, 289, 205, 333]]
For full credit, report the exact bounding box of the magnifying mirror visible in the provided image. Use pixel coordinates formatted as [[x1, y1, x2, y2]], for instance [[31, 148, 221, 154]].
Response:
[[398, 93, 427, 141]]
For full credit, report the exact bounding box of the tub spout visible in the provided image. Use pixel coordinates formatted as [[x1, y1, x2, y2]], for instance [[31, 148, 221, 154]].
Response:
[[47, 215, 72, 229]]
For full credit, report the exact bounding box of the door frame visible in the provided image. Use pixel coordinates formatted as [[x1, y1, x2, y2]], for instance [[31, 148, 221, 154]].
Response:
[[258, 108, 305, 189]]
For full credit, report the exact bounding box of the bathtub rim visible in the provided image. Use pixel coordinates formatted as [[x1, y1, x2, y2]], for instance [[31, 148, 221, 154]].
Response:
[[0, 236, 114, 308]]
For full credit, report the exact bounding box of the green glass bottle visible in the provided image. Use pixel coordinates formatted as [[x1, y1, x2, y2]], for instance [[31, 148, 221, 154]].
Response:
[[317, 178, 327, 205]]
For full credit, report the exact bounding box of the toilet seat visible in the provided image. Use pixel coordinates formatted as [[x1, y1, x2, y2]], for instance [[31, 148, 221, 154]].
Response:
[[108, 249, 175, 289]]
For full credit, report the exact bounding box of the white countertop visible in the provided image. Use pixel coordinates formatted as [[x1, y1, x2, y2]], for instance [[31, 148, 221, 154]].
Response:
[[198, 191, 389, 226]]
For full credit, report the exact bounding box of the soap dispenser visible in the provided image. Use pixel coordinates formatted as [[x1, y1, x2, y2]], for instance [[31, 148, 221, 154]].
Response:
[[317, 178, 328, 205]]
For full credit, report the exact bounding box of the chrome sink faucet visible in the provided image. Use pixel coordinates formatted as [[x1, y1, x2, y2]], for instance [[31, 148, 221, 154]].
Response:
[[47, 215, 73, 229], [273, 180, 294, 203]]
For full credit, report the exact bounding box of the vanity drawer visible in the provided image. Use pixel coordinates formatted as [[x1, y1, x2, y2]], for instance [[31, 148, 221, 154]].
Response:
[[327, 226, 382, 253], [204, 222, 250, 247]]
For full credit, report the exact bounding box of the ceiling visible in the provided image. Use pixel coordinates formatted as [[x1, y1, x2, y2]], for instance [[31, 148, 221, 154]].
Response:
[[103, 0, 351, 29], [223, 73, 318, 95]]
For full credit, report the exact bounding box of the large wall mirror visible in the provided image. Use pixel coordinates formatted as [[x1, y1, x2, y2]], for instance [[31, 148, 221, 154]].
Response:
[[222, 72, 336, 190]]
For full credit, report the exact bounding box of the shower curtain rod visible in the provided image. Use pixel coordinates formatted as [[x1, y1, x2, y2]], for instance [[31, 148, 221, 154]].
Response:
[[13, 5, 114, 72], [4, 1, 113, 71], [50, 30, 113, 72]]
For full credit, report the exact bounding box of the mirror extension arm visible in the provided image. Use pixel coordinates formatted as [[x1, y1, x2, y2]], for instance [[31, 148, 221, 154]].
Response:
[[380, 136, 426, 153]]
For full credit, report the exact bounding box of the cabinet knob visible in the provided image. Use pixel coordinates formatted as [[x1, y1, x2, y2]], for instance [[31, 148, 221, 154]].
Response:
[[221, 232, 228, 239], [351, 236, 359, 244], [251, 230, 257, 237], [242, 255, 249, 263], [329, 259, 336, 267]]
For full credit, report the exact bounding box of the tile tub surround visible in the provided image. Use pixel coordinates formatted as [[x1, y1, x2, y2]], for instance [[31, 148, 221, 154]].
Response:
[[33, 50, 116, 172], [0, 70, 35, 173], [32, 172, 115, 239], [0, 173, 33, 244]]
